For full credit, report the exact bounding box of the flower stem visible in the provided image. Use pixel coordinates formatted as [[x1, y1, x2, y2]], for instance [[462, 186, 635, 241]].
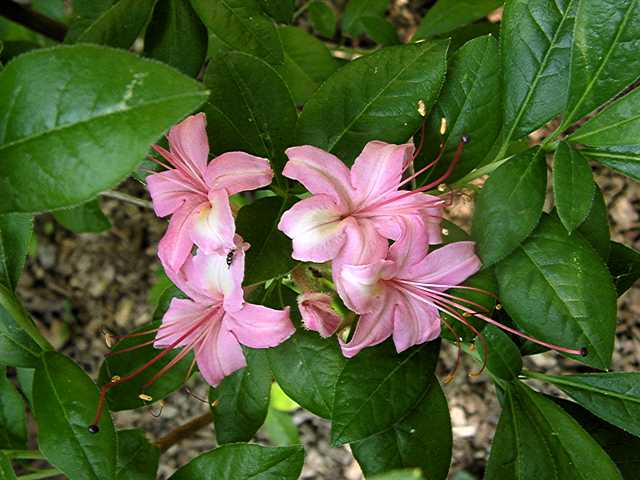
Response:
[[154, 411, 214, 453], [100, 190, 153, 210]]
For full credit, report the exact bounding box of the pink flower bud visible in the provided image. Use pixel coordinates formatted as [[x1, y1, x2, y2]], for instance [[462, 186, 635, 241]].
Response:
[[298, 292, 341, 338]]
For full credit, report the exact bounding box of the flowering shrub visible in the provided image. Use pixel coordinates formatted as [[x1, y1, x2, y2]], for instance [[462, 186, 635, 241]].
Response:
[[0, 0, 639, 479]]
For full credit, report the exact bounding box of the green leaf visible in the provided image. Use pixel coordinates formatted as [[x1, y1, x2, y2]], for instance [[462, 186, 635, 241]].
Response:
[[351, 379, 451, 480], [369, 470, 425, 480], [98, 287, 193, 411], [170, 444, 304, 480], [414, 0, 502, 39], [276, 26, 339, 106], [297, 41, 448, 163], [569, 87, 640, 180], [361, 16, 399, 45], [0, 367, 27, 449], [341, 0, 389, 37], [53, 200, 111, 234], [74, 0, 157, 48], [557, 398, 640, 480], [191, 0, 283, 65], [267, 285, 346, 419], [607, 241, 640, 295], [115, 429, 160, 480], [495, 214, 617, 369], [441, 21, 501, 52], [308, 0, 337, 38], [210, 349, 272, 444], [34, 351, 117, 480], [203, 51, 297, 178], [144, 0, 208, 77], [258, 0, 294, 23], [0, 45, 208, 214], [486, 381, 622, 479], [538, 372, 640, 438], [476, 325, 522, 381], [0, 453, 15, 480], [564, 0, 640, 127], [16, 367, 34, 408], [552, 142, 595, 232], [471, 149, 547, 266], [263, 408, 300, 446], [0, 287, 48, 367], [419, 35, 501, 184], [500, 0, 577, 143], [0, 213, 32, 290], [331, 340, 440, 445], [72, 0, 116, 20], [235, 197, 296, 285], [576, 185, 610, 260]]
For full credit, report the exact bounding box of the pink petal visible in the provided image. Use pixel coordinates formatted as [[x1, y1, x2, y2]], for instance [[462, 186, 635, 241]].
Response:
[[392, 294, 440, 353], [185, 236, 249, 312], [153, 298, 212, 349], [224, 304, 294, 348], [351, 141, 414, 207], [407, 241, 482, 289], [195, 322, 247, 387], [158, 197, 207, 272], [332, 217, 388, 272], [167, 112, 209, 179], [298, 292, 341, 337], [336, 260, 392, 314], [283, 146, 355, 207], [205, 152, 273, 195], [146, 169, 204, 217], [277, 195, 349, 262], [339, 296, 396, 358], [386, 218, 429, 274], [189, 190, 236, 255]]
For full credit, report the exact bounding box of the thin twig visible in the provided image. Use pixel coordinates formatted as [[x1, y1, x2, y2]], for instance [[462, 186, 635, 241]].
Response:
[[100, 190, 154, 210], [0, 1, 67, 42], [154, 411, 214, 453]]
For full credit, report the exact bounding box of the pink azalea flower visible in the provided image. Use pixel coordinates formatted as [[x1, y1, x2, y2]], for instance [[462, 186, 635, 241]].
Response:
[[298, 292, 341, 338], [336, 220, 481, 357], [277, 141, 447, 266], [147, 113, 274, 272]]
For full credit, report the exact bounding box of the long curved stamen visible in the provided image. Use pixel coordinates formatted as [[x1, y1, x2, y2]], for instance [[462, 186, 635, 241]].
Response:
[[152, 144, 209, 192], [439, 315, 463, 384], [146, 154, 173, 171], [110, 328, 159, 341], [105, 326, 188, 357], [401, 281, 499, 299]]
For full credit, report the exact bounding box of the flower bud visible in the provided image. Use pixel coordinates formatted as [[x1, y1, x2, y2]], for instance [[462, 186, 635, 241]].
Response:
[[298, 292, 341, 338]]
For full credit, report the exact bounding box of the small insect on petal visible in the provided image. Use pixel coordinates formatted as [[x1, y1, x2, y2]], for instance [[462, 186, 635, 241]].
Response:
[[417, 99, 427, 117]]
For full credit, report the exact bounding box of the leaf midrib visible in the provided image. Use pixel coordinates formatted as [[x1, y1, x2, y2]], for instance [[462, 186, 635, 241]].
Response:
[[546, 375, 640, 405]]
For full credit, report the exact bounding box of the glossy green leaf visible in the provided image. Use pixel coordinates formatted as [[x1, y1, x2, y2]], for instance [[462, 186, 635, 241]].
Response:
[[564, 0, 640, 127], [361, 16, 398, 45], [539, 372, 640, 438], [210, 349, 272, 444], [476, 325, 522, 381], [576, 185, 610, 260], [0, 213, 32, 290], [0, 453, 15, 480], [98, 286, 193, 411], [331, 340, 440, 445], [203, 51, 297, 178], [144, 0, 208, 77], [53, 200, 111, 234], [298, 41, 448, 162], [419, 35, 501, 184], [276, 26, 338, 106], [308, 0, 337, 38], [500, 0, 577, 143], [0, 367, 27, 449], [115, 429, 160, 480], [552, 142, 594, 232], [16, 367, 34, 408], [72, 0, 115, 20], [486, 381, 622, 479], [341, 0, 388, 37], [34, 351, 117, 480], [0, 45, 208, 214], [495, 214, 617, 369], [170, 444, 304, 480], [74, 0, 157, 48], [558, 398, 640, 480], [235, 197, 296, 285], [569, 87, 640, 181], [191, 0, 283, 65], [607, 241, 640, 295], [351, 379, 451, 480], [471, 149, 547, 266], [369, 470, 425, 480], [267, 285, 346, 419], [263, 408, 300, 446], [414, 0, 502, 39], [258, 0, 294, 23]]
